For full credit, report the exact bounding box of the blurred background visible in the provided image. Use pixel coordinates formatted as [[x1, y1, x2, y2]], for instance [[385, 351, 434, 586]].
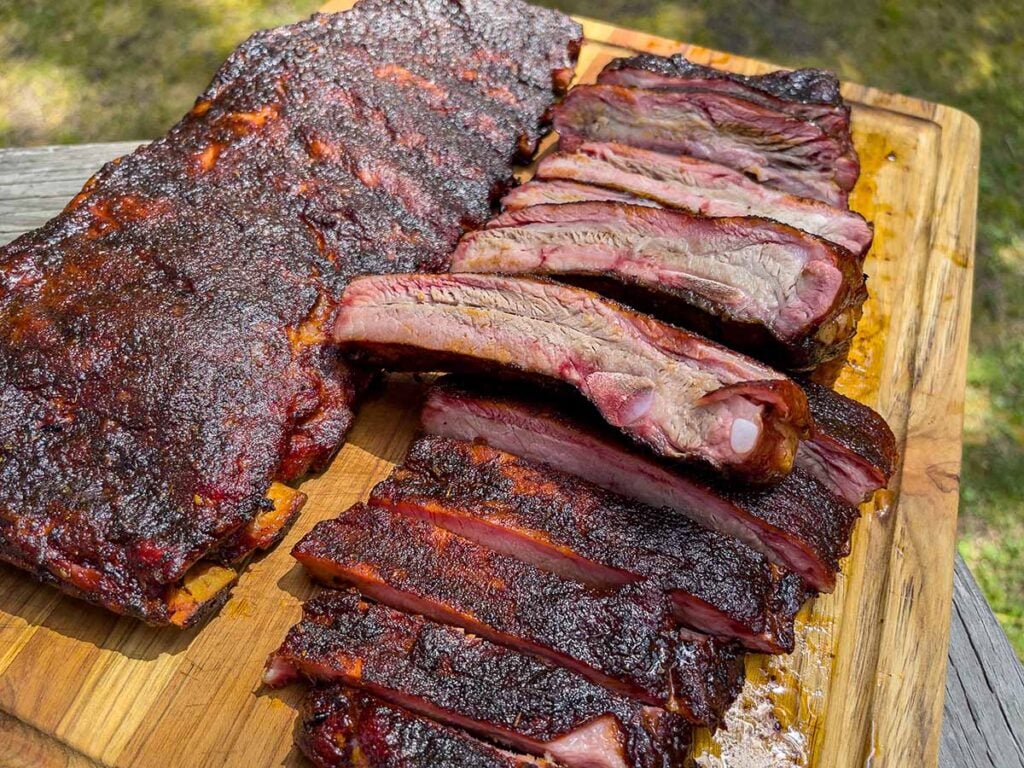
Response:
[[1, 0, 1020, 656]]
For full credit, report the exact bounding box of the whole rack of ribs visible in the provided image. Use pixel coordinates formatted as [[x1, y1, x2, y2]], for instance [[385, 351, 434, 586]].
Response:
[[270, 591, 694, 768], [0, 0, 581, 624]]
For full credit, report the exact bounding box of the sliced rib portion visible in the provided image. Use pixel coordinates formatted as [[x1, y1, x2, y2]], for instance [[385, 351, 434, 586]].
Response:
[[552, 85, 857, 207], [421, 377, 858, 592], [298, 686, 554, 768], [531, 142, 872, 254], [374, 434, 805, 652], [452, 201, 867, 369], [598, 54, 851, 141], [502, 178, 658, 210], [796, 380, 898, 504], [333, 273, 810, 481], [291, 505, 743, 723], [270, 591, 692, 768]]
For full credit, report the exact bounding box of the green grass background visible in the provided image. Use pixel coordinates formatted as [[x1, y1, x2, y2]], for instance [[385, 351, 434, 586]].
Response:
[[1, 0, 1020, 656]]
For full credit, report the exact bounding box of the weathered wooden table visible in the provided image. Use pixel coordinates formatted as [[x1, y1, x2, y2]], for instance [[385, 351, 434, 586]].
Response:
[[0, 130, 1021, 768]]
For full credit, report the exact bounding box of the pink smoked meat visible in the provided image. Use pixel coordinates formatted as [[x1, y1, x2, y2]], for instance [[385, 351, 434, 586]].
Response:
[[332, 273, 811, 481], [421, 377, 860, 591], [529, 142, 872, 254], [452, 201, 867, 370]]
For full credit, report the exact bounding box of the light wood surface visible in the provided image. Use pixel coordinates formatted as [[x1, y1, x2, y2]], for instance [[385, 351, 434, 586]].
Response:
[[0, 6, 987, 767]]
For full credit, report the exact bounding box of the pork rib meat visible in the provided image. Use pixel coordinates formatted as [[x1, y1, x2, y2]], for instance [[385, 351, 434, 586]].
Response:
[[332, 273, 810, 481]]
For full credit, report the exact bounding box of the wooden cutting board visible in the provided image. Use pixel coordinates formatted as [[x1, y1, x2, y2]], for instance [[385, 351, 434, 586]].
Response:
[[0, 4, 979, 767]]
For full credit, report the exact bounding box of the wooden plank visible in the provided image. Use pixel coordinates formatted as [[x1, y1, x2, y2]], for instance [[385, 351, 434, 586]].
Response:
[[0, 8, 988, 767], [941, 557, 1024, 768]]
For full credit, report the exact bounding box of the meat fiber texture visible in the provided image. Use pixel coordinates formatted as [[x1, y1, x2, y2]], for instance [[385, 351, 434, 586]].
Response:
[[0, 0, 581, 624], [272, 591, 693, 768], [375, 434, 806, 653], [520, 142, 873, 255], [291, 504, 744, 725], [453, 200, 868, 370], [332, 272, 811, 482], [553, 55, 859, 207], [421, 377, 860, 592]]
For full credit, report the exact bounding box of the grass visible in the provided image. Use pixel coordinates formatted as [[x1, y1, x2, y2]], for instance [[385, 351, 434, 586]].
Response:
[[1, 0, 1021, 656]]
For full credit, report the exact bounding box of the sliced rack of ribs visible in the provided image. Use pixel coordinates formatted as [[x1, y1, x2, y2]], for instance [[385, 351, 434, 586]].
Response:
[[291, 504, 744, 724], [518, 142, 873, 254], [552, 55, 859, 207], [0, 0, 581, 624], [374, 434, 806, 653], [298, 686, 555, 768], [421, 377, 863, 592], [269, 591, 693, 768], [451, 201, 867, 370], [332, 273, 811, 481]]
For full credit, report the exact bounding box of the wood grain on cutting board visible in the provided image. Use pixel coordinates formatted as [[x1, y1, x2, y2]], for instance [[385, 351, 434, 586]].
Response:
[[0, 5, 979, 767]]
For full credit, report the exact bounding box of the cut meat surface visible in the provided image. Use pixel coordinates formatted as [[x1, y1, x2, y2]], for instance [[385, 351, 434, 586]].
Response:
[[530, 142, 873, 254], [375, 434, 805, 652], [291, 504, 744, 723], [332, 273, 811, 481], [270, 591, 693, 768], [552, 82, 858, 207], [452, 201, 867, 370], [796, 379, 898, 504], [421, 378, 858, 591], [298, 686, 555, 768], [502, 178, 659, 209], [598, 54, 852, 142], [0, 0, 580, 623]]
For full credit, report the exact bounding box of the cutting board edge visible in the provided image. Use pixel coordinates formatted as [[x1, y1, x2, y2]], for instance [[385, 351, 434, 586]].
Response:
[[573, 12, 983, 133]]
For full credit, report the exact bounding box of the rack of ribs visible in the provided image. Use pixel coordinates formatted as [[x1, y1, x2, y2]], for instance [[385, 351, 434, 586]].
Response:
[[0, 0, 581, 624]]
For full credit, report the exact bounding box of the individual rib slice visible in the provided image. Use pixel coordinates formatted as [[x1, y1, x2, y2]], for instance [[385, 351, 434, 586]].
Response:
[[298, 686, 555, 768], [530, 142, 872, 254], [552, 85, 857, 207], [502, 178, 658, 210], [597, 54, 852, 142], [332, 273, 810, 481], [269, 591, 693, 768], [291, 505, 743, 723], [452, 201, 867, 370], [421, 377, 858, 592], [795, 380, 898, 505], [374, 434, 806, 652]]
